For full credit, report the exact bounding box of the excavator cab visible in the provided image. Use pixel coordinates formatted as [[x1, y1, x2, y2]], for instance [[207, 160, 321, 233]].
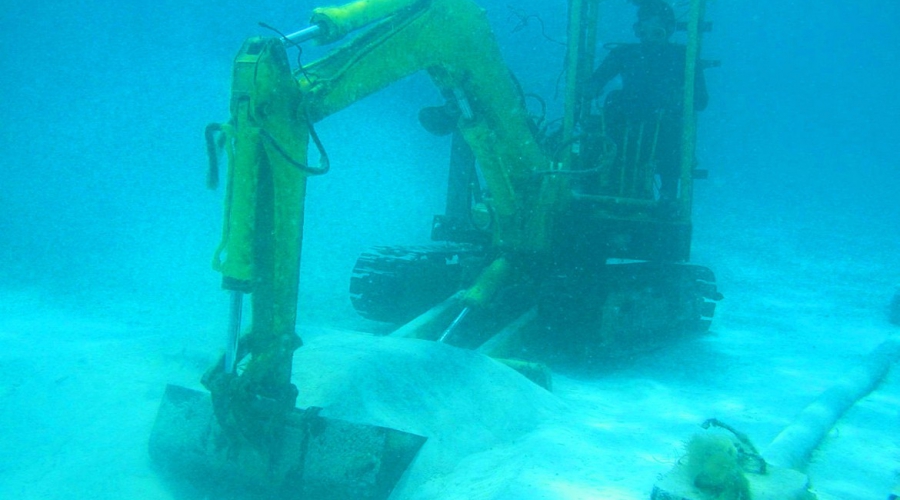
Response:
[[350, 0, 721, 360], [150, 0, 720, 497]]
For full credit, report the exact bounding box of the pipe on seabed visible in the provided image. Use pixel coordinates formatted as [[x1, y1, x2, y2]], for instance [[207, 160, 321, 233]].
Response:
[[763, 334, 900, 470]]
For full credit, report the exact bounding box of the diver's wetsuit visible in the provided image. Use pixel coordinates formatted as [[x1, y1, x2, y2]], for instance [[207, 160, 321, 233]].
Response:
[[586, 42, 707, 200]]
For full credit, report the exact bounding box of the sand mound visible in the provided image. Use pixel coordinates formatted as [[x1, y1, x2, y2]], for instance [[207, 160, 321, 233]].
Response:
[[292, 331, 567, 497]]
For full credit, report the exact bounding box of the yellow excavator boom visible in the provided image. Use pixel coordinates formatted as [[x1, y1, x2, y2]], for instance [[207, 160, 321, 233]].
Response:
[[152, 1, 572, 497], [300, 0, 564, 253]]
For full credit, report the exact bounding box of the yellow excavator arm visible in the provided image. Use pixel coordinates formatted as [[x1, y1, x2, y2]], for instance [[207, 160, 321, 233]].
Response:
[[208, 0, 568, 425], [299, 0, 561, 257]]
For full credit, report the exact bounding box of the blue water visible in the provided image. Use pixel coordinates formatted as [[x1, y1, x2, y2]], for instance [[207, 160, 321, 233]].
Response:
[[1, 1, 898, 498], [2, 0, 898, 300]]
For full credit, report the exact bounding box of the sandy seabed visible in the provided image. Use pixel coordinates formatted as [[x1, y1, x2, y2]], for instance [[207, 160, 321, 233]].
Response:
[[1, 218, 898, 500]]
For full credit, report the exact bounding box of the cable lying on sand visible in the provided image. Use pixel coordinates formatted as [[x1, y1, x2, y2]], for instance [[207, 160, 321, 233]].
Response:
[[652, 334, 900, 500]]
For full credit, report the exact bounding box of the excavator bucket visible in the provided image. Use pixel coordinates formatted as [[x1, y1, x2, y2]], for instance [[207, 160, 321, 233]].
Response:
[[149, 384, 426, 500]]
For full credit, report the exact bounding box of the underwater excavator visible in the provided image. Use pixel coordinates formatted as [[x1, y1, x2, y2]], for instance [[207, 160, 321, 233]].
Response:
[[150, 0, 721, 498]]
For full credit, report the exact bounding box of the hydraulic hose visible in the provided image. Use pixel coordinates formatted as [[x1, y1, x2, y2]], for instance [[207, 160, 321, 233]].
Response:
[[259, 118, 330, 176]]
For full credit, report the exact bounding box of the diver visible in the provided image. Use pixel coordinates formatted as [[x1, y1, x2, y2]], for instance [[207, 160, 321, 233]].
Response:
[[584, 0, 708, 202]]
